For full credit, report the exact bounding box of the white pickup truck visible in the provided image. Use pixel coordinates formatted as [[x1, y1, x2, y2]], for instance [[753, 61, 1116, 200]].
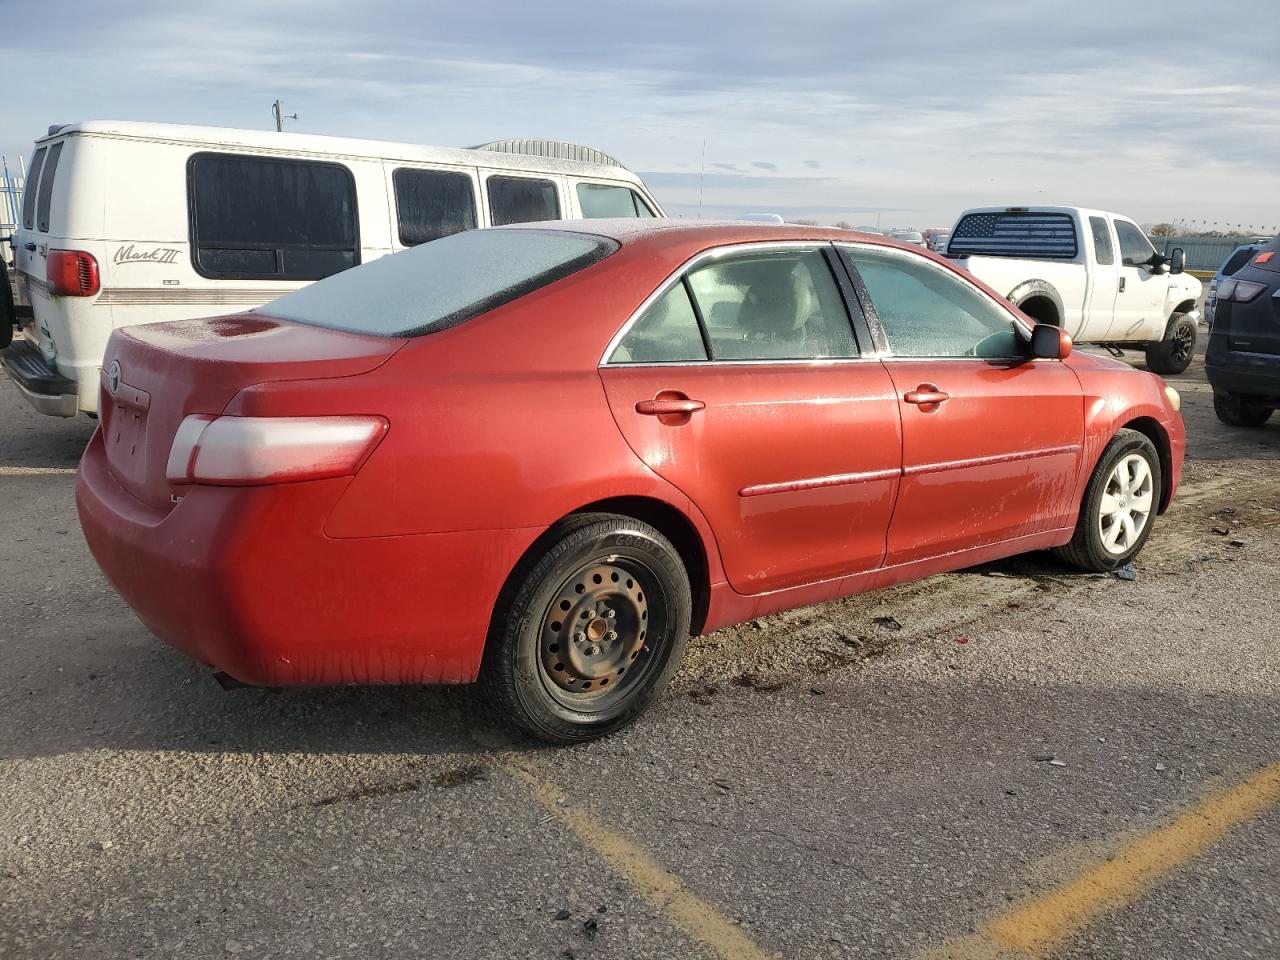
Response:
[[945, 206, 1203, 374]]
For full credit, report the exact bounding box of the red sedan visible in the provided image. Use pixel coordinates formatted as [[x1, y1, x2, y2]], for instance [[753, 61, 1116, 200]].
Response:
[[77, 220, 1185, 742]]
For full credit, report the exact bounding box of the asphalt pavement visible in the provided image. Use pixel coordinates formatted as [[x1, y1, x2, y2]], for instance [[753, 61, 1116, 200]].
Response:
[[1, 342, 1277, 960]]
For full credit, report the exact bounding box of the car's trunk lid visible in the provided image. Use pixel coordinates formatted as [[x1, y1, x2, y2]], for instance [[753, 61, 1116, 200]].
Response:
[[99, 313, 402, 510]]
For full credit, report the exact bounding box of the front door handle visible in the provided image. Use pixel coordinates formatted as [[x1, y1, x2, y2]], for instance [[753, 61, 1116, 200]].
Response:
[[904, 384, 950, 406]]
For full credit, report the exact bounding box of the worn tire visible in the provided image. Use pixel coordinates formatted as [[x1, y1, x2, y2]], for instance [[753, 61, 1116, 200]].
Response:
[[1054, 429, 1162, 572], [479, 513, 691, 744], [1144, 312, 1197, 375], [1214, 391, 1274, 428]]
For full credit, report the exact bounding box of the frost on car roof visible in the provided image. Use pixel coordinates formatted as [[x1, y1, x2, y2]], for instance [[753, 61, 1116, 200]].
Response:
[[258, 228, 618, 337]]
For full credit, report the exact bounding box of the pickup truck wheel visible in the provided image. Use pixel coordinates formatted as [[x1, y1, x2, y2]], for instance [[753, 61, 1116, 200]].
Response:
[[1213, 391, 1273, 428], [1144, 313, 1196, 375], [480, 513, 691, 744], [1054, 429, 1162, 572]]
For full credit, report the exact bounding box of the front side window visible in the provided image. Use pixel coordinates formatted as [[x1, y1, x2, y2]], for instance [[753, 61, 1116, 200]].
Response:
[[188, 153, 359, 281], [21, 147, 46, 231], [577, 182, 655, 219], [685, 248, 857, 361], [487, 176, 560, 226], [394, 168, 477, 246], [608, 282, 707, 363], [35, 142, 63, 233], [1114, 219, 1156, 267], [845, 247, 1022, 359], [1089, 216, 1115, 265]]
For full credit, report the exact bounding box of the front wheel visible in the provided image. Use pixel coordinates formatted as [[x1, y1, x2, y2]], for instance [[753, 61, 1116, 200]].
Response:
[[1214, 391, 1274, 428], [1144, 312, 1197, 375], [480, 514, 691, 744], [1054, 429, 1162, 572]]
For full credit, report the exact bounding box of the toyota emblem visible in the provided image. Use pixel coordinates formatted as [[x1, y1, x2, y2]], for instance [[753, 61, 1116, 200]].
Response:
[[107, 360, 122, 395]]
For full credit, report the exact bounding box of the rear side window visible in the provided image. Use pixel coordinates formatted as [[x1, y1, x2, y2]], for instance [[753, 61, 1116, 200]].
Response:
[[609, 282, 707, 363], [35, 142, 63, 233], [393, 168, 477, 246], [488, 176, 560, 226], [1221, 246, 1258, 277], [949, 211, 1078, 259], [577, 183, 655, 219], [259, 228, 616, 337], [686, 248, 858, 361], [1114, 219, 1155, 267], [21, 147, 46, 230], [188, 153, 359, 281], [1089, 217, 1114, 265]]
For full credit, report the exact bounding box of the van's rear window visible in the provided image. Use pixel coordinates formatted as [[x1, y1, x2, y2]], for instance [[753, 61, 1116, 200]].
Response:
[[949, 212, 1078, 259], [35, 142, 63, 233], [258, 228, 617, 337], [21, 147, 46, 230]]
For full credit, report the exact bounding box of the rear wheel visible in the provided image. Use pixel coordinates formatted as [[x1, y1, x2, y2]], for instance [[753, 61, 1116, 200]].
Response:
[[480, 514, 691, 744], [1214, 391, 1274, 428], [1144, 312, 1197, 375], [1055, 429, 1162, 572]]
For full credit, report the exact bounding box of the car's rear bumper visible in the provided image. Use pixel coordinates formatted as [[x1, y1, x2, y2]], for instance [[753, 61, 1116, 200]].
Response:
[[0, 339, 79, 417], [1206, 345, 1280, 400], [76, 428, 541, 686]]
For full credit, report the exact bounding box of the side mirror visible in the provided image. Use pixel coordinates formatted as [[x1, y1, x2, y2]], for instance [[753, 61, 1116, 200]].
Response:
[[1169, 247, 1186, 275], [1030, 323, 1072, 360]]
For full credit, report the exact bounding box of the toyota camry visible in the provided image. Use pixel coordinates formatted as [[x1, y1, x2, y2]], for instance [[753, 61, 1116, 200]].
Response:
[[77, 220, 1185, 742]]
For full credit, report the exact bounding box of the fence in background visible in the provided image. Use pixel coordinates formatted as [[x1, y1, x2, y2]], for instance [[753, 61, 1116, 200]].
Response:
[[1, 158, 24, 268], [1153, 234, 1271, 274]]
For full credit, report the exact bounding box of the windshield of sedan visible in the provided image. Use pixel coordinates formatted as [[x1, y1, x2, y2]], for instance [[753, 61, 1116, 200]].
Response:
[[258, 228, 618, 337]]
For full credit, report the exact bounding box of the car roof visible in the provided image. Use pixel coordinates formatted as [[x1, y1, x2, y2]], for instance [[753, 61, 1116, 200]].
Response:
[[500, 218, 890, 248]]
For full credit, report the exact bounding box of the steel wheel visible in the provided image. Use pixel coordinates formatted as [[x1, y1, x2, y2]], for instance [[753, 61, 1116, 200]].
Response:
[[537, 556, 666, 714], [1098, 452, 1154, 556]]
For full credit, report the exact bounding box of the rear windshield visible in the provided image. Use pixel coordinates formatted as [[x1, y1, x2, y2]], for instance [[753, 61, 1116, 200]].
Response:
[[259, 228, 617, 337], [21, 147, 46, 230], [1221, 246, 1259, 277], [949, 211, 1078, 259], [1254, 234, 1280, 274]]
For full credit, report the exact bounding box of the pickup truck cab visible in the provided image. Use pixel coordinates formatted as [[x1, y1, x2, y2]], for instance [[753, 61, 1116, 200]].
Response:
[[945, 206, 1202, 373]]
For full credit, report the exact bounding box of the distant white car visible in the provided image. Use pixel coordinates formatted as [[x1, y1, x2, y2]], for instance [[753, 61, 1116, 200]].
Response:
[[945, 205, 1203, 374], [888, 230, 926, 246], [928, 233, 951, 253]]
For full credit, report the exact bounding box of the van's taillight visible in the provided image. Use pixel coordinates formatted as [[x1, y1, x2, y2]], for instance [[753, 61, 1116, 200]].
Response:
[[46, 250, 100, 297], [165, 415, 388, 486]]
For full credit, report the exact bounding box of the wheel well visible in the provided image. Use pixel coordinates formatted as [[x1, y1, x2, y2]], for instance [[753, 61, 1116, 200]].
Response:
[[1172, 299, 1198, 318], [569, 497, 711, 635], [1120, 417, 1173, 513], [1018, 295, 1060, 326]]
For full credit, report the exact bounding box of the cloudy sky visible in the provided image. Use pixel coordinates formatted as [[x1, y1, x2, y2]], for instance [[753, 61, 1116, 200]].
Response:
[[3, 0, 1277, 232]]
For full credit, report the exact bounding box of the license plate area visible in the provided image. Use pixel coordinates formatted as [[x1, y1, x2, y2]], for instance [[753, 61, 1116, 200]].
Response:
[[102, 372, 153, 486]]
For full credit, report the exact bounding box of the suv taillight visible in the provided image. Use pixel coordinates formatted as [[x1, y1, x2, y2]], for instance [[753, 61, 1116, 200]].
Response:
[[46, 249, 100, 297]]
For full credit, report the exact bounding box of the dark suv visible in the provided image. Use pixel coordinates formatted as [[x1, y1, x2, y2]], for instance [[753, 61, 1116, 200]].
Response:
[[1206, 234, 1280, 427]]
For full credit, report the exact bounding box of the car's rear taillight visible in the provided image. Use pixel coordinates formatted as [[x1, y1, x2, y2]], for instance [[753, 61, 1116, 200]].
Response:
[[165, 415, 388, 486], [46, 249, 100, 297], [1217, 278, 1268, 304]]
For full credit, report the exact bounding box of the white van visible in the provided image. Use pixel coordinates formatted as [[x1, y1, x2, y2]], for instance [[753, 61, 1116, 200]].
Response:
[[2, 121, 664, 417]]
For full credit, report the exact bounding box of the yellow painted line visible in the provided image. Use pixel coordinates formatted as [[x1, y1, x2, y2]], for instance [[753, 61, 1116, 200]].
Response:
[[0, 466, 77, 475], [485, 746, 776, 960], [922, 761, 1280, 959]]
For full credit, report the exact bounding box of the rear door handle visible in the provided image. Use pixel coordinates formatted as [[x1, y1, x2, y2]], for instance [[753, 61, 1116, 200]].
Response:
[[903, 384, 950, 405], [1119, 277, 1126, 292], [636, 397, 706, 416], [24, 243, 36, 252]]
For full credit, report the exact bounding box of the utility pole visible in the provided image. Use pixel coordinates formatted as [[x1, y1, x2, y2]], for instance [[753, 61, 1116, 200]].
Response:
[[272, 99, 298, 132]]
